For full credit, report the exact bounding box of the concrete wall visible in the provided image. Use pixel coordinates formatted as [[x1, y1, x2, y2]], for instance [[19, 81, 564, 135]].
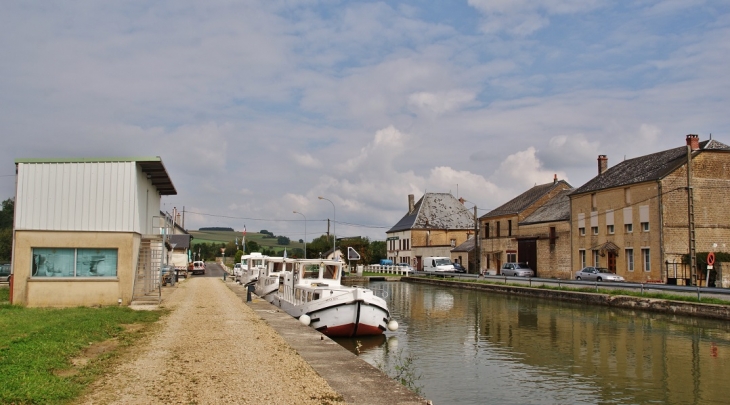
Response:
[[12, 230, 139, 307]]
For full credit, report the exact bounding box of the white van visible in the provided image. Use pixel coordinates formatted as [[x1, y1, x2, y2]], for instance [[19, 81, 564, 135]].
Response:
[[423, 257, 455, 272], [192, 261, 206, 275]]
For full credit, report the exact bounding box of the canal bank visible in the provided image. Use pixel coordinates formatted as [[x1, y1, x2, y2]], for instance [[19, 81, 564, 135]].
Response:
[[404, 276, 730, 321], [226, 281, 429, 405]]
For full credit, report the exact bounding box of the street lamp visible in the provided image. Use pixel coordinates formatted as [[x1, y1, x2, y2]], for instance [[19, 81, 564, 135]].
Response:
[[293, 211, 307, 259], [318, 196, 336, 258]]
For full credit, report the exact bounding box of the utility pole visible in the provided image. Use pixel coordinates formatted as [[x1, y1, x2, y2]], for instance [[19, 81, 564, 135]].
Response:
[[474, 205, 480, 275], [687, 145, 697, 285]]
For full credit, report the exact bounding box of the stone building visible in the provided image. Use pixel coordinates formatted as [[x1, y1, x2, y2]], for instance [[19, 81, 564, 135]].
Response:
[[569, 135, 730, 285], [480, 177, 572, 276], [386, 193, 475, 271], [518, 188, 574, 279]]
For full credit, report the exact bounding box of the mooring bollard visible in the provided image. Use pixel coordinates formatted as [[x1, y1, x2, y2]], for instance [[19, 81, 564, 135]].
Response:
[[246, 283, 255, 302]]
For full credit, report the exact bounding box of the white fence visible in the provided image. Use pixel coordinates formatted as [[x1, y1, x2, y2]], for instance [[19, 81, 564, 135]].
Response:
[[363, 265, 414, 276]]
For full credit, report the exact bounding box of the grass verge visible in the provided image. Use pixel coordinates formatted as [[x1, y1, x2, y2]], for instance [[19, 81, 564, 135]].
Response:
[[0, 304, 164, 404]]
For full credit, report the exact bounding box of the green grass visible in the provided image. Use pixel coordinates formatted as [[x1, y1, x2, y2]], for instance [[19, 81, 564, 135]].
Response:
[[0, 286, 8, 303], [425, 276, 730, 306], [189, 230, 304, 250], [0, 305, 164, 404]]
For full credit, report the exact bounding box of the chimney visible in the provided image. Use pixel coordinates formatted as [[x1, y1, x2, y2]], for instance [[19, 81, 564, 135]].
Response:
[[686, 134, 700, 151], [598, 155, 608, 175], [408, 194, 415, 214], [553, 174, 557, 184]]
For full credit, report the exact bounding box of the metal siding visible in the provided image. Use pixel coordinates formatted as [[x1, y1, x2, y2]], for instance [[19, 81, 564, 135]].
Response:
[[16, 162, 140, 232]]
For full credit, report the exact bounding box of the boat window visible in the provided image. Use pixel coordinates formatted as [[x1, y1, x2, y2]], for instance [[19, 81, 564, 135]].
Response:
[[303, 264, 320, 279], [313, 293, 320, 300], [307, 291, 312, 302], [295, 289, 302, 301], [324, 265, 338, 280]]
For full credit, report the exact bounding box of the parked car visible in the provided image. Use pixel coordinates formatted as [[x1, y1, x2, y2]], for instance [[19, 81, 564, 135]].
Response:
[[452, 262, 466, 273], [500, 262, 534, 277], [397, 263, 415, 272], [0, 263, 11, 282], [575, 267, 624, 282], [192, 261, 206, 275]]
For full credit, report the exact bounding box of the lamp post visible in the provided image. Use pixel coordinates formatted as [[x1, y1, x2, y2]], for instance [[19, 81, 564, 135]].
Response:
[[293, 210, 307, 259], [318, 196, 336, 258]]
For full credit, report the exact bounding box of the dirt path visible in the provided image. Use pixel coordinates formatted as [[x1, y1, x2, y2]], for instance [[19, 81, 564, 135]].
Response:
[[77, 277, 344, 405]]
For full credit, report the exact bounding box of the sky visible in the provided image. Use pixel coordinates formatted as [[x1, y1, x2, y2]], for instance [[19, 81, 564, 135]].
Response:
[[1, 0, 729, 243]]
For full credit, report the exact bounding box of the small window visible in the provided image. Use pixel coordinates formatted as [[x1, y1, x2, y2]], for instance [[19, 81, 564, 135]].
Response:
[[625, 223, 633, 233], [641, 222, 649, 232], [592, 226, 599, 235], [485, 223, 490, 239], [507, 253, 516, 262], [579, 227, 585, 236], [508, 220, 512, 236], [579, 250, 586, 268], [591, 193, 597, 210], [607, 225, 614, 234]]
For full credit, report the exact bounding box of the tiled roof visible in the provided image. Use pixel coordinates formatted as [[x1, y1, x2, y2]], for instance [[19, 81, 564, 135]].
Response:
[[572, 139, 730, 195], [481, 180, 572, 219], [387, 193, 474, 233], [520, 188, 573, 225], [452, 236, 475, 252]]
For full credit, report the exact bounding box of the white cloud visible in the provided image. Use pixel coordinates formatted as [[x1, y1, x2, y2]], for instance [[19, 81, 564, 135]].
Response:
[[492, 147, 569, 192], [292, 153, 322, 169], [467, 0, 603, 36], [408, 90, 476, 115]]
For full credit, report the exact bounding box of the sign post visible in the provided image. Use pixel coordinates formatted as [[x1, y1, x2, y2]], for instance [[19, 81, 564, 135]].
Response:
[[348, 247, 361, 275], [706, 252, 716, 287]]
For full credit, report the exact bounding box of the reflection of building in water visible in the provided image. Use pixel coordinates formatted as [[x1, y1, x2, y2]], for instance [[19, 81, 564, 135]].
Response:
[[476, 296, 730, 404]]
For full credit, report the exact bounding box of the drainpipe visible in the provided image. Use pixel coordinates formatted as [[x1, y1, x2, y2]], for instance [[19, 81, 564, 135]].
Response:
[[658, 180, 665, 283]]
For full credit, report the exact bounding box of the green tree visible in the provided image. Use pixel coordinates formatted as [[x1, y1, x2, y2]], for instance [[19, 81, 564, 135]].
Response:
[[246, 240, 260, 253], [289, 248, 304, 258], [234, 249, 244, 263], [0, 228, 12, 261], [308, 234, 333, 258], [277, 235, 290, 245], [369, 240, 386, 264], [0, 198, 13, 229]]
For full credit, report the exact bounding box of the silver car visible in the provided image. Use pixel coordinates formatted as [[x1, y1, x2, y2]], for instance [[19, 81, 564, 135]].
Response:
[[501, 262, 534, 277], [575, 267, 625, 282]]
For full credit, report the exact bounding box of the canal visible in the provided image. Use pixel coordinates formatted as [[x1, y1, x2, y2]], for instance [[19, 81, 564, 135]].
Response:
[[335, 281, 730, 404]]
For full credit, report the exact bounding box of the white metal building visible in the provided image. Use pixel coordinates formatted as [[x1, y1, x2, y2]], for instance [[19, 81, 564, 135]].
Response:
[[11, 157, 176, 307]]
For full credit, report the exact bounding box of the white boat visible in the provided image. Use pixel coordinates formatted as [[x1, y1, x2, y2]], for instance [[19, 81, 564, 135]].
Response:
[[237, 252, 266, 285], [270, 259, 398, 337], [254, 256, 295, 301]]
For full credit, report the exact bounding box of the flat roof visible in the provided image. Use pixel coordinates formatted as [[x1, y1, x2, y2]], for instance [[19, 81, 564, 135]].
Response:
[[15, 156, 177, 195]]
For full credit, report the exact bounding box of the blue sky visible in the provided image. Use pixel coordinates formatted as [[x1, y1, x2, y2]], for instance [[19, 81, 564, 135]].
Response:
[[1, 0, 729, 241]]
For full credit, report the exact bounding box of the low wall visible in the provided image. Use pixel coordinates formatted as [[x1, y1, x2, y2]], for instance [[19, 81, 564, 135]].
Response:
[[405, 277, 730, 321]]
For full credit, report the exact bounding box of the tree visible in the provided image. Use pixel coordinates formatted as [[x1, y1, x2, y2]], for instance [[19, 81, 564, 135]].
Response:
[[299, 239, 303, 243], [289, 248, 304, 258], [234, 249, 244, 263], [308, 234, 334, 258], [0, 198, 13, 229], [0, 228, 11, 261], [246, 240, 260, 253], [277, 235, 290, 245], [369, 240, 386, 265]]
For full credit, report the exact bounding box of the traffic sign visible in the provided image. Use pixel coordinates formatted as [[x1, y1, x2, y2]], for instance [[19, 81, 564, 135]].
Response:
[[708, 252, 716, 265], [347, 247, 361, 261]]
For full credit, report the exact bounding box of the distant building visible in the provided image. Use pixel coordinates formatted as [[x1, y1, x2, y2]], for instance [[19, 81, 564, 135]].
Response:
[[12, 157, 176, 307], [570, 135, 730, 285], [387, 193, 475, 271], [480, 177, 572, 276]]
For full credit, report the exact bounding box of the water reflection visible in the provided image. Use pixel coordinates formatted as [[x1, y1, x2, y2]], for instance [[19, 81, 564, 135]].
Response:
[[336, 281, 730, 405]]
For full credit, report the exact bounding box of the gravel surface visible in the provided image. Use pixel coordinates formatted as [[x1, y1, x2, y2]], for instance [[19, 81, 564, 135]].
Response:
[[77, 277, 344, 405]]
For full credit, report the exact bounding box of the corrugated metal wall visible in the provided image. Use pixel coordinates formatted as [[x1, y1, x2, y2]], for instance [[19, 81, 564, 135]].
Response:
[[16, 162, 143, 232]]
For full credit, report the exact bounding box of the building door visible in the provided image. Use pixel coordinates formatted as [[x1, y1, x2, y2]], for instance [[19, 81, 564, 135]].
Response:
[[518, 239, 538, 277], [608, 251, 617, 273]]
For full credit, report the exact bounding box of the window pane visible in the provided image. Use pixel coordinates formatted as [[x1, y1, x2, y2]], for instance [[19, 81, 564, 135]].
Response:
[[33, 248, 75, 277], [76, 249, 118, 277]]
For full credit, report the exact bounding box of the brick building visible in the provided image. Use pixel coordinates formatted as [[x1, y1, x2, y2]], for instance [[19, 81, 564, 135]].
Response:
[[569, 135, 730, 285], [480, 177, 572, 276], [387, 193, 475, 271]]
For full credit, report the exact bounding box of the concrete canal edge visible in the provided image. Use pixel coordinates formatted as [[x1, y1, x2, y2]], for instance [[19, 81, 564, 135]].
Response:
[[404, 277, 730, 321], [225, 282, 430, 405]]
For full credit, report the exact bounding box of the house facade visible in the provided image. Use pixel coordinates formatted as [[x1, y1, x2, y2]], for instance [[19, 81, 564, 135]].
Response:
[[480, 177, 572, 276], [570, 135, 730, 285], [386, 193, 475, 271], [11, 157, 176, 307]]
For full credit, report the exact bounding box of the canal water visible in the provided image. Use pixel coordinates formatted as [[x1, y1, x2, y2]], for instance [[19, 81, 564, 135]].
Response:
[[335, 281, 730, 405]]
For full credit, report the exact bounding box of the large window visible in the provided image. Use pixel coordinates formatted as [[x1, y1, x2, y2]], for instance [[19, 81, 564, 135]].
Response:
[[593, 250, 600, 266], [626, 248, 634, 272], [642, 248, 651, 272], [579, 250, 586, 268], [32, 248, 118, 278]]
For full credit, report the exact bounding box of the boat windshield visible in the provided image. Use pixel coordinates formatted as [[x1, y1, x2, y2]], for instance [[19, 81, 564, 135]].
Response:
[[323, 265, 338, 280], [302, 264, 320, 279]]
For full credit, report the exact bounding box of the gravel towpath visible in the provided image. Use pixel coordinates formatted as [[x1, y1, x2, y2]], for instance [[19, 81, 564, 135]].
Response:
[[77, 277, 344, 405]]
